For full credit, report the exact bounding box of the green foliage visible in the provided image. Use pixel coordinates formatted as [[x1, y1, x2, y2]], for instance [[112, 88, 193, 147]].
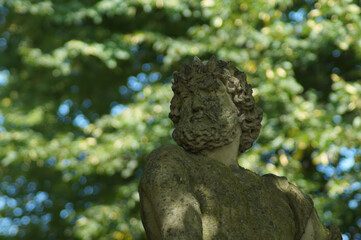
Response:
[[0, 0, 360, 239]]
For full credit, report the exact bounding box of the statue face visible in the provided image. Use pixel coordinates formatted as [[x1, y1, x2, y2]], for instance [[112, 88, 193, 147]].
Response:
[[172, 76, 240, 152], [170, 57, 263, 153]]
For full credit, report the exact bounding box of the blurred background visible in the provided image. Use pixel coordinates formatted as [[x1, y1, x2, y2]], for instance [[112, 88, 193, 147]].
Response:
[[0, 0, 360, 239]]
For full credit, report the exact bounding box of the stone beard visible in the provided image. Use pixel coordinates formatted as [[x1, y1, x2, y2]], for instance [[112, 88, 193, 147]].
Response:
[[172, 106, 238, 153], [172, 79, 240, 153], [169, 56, 263, 153]]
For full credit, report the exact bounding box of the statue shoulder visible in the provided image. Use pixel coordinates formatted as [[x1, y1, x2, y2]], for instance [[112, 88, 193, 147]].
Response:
[[140, 144, 190, 190], [262, 174, 312, 202], [146, 144, 185, 159], [144, 144, 187, 169], [262, 174, 314, 239], [139, 145, 203, 240]]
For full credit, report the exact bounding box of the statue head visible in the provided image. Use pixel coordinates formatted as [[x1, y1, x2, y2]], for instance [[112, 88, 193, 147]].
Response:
[[169, 56, 263, 153]]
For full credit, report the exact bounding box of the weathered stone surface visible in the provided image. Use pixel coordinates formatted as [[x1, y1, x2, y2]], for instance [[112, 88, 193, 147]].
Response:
[[139, 57, 341, 240], [169, 56, 262, 154]]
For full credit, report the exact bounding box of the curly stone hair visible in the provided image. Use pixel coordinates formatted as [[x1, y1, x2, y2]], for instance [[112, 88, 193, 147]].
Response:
[[169, 56, 263, 153]]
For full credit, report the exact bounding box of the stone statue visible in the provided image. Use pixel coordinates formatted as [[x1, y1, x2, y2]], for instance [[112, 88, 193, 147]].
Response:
[[139, 56, 341, 240]]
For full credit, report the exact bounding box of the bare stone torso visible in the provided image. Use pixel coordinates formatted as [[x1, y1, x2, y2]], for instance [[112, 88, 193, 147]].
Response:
[[140, 145, 315, 240], [186, 150, 297, 240]]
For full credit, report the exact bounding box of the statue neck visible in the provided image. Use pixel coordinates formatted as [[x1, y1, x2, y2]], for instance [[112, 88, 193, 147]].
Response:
[[200, 126, 241, 167]]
